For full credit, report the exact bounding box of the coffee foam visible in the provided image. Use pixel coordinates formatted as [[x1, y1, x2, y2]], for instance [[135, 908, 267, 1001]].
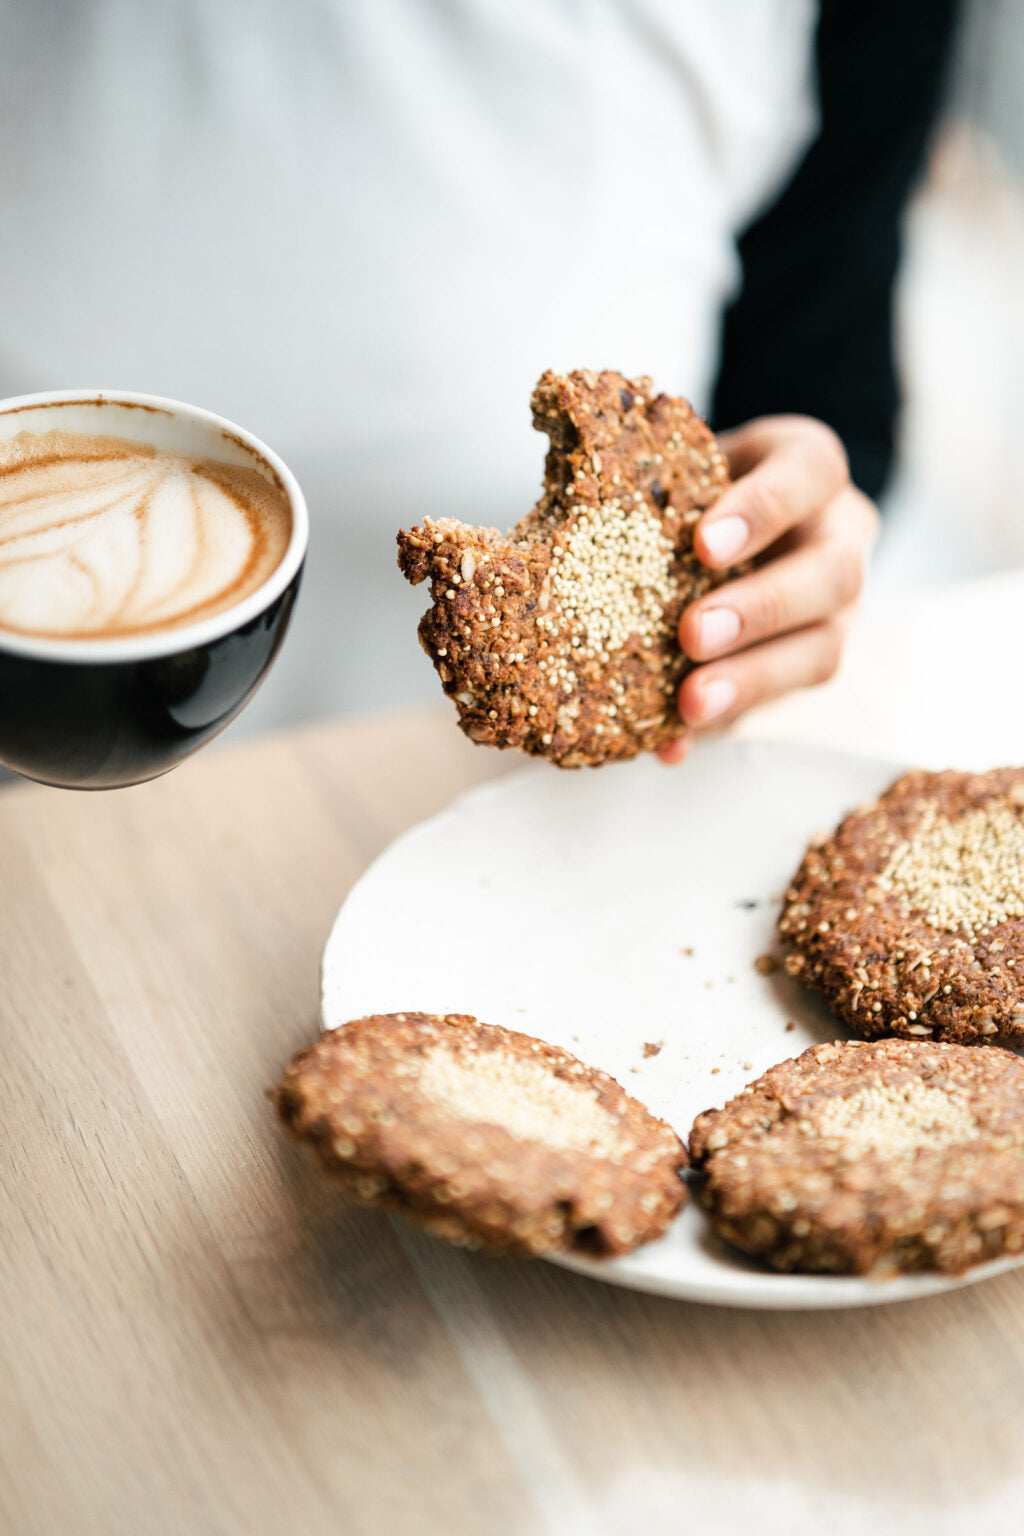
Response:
[[0, 429, 292, 639]]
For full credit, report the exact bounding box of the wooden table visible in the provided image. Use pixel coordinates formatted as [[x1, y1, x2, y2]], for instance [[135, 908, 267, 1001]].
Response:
[[4, 706, 1024, 1536]]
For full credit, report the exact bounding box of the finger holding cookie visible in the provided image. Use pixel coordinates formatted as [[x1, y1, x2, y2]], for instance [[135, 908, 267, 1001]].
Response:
[[659, 415, 879, 759]]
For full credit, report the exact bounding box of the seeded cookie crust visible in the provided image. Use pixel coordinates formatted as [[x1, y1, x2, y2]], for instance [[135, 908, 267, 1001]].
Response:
[[690, 1039, 1024, 1275], [396, 369, 734, 768], [272, 1012, 688, 1257], [779, 769, 1024, 1044]]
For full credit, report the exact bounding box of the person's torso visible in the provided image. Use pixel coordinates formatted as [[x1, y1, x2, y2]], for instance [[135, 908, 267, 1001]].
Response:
[[0, 0, 817, 724]]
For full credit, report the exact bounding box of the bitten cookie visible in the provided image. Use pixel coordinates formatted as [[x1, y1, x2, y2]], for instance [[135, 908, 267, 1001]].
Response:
[[690, 1038, 1024, 1276], [779, 769, 1024, 1044], [272, 1012, 687, 1257], [397, 369, 734, 768]]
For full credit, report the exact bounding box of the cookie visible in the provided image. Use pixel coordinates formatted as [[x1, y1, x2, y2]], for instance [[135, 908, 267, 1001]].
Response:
[[690, 1038, 1024, 1275], [779, 769, 1024, 1044], [272, 1012, 688, 1257], [397, 369, 734, 768]]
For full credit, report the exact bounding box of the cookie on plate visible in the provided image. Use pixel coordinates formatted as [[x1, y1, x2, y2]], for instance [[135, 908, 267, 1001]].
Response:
[[779, 769, 1024, 1044], [396, 369, 735, 768], [690, 1038, 1024, 1276], [272, 1012, 688, 1257]]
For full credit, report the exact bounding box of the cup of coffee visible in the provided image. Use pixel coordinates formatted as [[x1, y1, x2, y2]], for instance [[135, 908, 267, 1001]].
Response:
[[0, 389, 308, 789]]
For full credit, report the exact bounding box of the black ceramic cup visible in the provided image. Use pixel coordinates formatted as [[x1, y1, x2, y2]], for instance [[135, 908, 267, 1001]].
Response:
[[0, 391, 308, 789]]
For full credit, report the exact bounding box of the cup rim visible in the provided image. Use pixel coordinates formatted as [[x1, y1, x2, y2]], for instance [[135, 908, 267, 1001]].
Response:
[[0, 388, 309, 664]]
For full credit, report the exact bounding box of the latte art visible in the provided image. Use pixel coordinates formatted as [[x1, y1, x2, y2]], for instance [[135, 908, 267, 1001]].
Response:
[[0, 430, 292, 638]]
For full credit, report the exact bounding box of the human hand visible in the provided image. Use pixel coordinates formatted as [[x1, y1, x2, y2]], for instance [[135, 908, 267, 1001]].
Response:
[[659, 415, 880, 765]]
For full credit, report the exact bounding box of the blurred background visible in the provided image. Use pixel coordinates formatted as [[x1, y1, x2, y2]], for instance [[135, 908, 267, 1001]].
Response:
[[2, 0, 1023, 746], [874, 0, 1024, 599]]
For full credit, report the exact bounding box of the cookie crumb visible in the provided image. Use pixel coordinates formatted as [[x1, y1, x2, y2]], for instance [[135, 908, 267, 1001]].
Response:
[[642, 1041, 663, 1059], [754, 954, 780, 976]]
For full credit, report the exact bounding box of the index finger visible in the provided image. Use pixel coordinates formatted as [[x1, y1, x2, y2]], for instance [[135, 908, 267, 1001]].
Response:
[[695, 417, 849, 569]]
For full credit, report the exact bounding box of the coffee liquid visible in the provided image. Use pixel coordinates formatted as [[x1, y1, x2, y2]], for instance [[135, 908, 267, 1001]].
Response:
[[0, 430, 292, 638]]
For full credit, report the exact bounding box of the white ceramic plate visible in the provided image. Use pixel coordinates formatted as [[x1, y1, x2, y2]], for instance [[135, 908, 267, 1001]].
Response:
[[320, 738, 1024, 1309]]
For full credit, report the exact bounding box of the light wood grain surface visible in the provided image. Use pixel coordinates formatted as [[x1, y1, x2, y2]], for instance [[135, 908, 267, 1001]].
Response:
[[4, 706, 1024, 1536]]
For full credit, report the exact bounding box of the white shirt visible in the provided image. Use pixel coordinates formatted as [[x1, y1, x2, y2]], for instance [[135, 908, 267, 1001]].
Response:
[[0, 0, 817, 731]]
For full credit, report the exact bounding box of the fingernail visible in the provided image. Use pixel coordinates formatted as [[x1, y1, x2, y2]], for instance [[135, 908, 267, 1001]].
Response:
[[697, 607, 740, 654], [701, 516, 748, 565], [697, 676, 737, 722], [658, 736, 691, 767]]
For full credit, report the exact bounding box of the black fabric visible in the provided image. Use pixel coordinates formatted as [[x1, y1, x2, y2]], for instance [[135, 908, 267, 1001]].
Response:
[[711, 0, 961, 499]]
